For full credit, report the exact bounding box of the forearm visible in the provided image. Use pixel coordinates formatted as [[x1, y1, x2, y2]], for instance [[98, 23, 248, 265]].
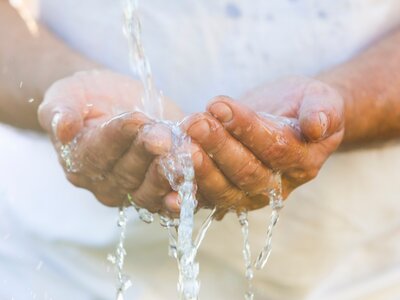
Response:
[[319, 28, 400, 148], [0, 1, 98, 131]]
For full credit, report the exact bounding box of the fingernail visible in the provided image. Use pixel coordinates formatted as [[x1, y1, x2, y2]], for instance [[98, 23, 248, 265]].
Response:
[[176, 194, 182, 207], [122, 122, 138, 137], [192, 151, 203, 168], [209, 102, 233, 123], [188, 119, 210, 141], [51, 113, 61, 137], [318, 112, 328, 137]]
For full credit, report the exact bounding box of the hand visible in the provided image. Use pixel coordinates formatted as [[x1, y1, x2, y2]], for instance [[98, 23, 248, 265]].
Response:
[[38, 69, 183, 213], [181, 76, 344, 214]]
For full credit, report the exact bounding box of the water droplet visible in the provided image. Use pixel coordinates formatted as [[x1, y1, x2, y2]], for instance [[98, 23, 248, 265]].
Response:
[[138, 208, 154, 223], [116, 290, 124, 300], [107, 254, 117, 264], [28, 98, 35, 103]]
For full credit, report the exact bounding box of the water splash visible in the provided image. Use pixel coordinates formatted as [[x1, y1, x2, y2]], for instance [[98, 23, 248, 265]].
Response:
[[238, 211, 254, 300], [159, 123, 200, 299], [127, 193, 154, 224], [122, 0, 216, 297], [58, 138, 80, 173], [51, 113, 82, 173], [118, 1, 288, 298], [254, 174, 284, 270]]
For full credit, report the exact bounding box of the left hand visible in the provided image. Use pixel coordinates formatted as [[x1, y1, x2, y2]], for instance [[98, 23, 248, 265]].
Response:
[[180, 76, 344, 215]]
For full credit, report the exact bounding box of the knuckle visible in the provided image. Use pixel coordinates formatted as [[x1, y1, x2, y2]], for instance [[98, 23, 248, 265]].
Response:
[[286, 166, 319, 183], [306, 167, 319, 180], [133, 194, 161, 213], [113, 171, 141, 190], [193, 154, 209, 177], [82, 146, 107, 171], [94, 192, 120, 207], [208, 129, 228, 155], [213, 186, 242, 209], [232, 161, 269, 192], [230, 159, 258, 183]]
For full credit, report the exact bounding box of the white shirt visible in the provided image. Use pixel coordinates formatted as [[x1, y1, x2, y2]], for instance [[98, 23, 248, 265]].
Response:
[[1, 1, 400, 299]]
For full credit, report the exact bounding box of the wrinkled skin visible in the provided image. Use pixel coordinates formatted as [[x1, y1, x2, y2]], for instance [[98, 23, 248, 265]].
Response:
[[129, 76, 345, 217], [38, 70, 183, 215], [182, 77, 345, 215], [39, 72, 344, 218]]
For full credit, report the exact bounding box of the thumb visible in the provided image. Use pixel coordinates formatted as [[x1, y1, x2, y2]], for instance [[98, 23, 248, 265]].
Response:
[[298, 82, 344, 142], [38, 80, 85, 144]]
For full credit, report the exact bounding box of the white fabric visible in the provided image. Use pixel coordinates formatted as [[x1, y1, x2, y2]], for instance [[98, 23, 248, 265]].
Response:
[[1, 0, 400, 299]]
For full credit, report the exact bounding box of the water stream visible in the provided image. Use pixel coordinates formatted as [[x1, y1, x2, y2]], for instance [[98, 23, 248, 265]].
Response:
[[120, 1, 212, 299], [238, 211, 254, 300], [117, 1, 286, 299], [7, 1, 286, 299], [107, 208, 132, 299], [255, 174, 284, 270], [45, 1, 285, 299]]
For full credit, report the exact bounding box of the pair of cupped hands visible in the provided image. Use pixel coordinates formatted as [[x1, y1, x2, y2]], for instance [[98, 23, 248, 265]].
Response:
[[38, 70, 344, 219]]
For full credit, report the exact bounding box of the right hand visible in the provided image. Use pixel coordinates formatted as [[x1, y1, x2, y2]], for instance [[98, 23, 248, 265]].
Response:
[[38, 70, 183, 213]]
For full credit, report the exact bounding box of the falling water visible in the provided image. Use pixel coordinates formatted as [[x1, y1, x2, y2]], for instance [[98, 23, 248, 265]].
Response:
[[122, 1, 209, 299], [123, 0, 163, 120], [254, 174, 284, 270], [159, 123, 200, 300], [9, 0, 289, 298], [107, 208, 132, 299], [159, 215, 179, 258], [121, 1, 288, 297], [238, 211, 254, 300]]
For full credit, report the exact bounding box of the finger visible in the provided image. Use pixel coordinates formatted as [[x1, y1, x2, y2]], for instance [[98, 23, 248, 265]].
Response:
[[157, 142, 241, 211], [38, 77, 87, 144], [138, 122, 172, 156], [162, 191, 181, 215], [298, 81, 344, 142], [207, 96, 305, 170], [183, 113, 272, 193], [110, 138, 153, 191], [160, 190, 209, 219], [130, 158, 172, 213], [79, 111, 151, 177], [110, 121, 169, 191], [189, 143, 247, 211]]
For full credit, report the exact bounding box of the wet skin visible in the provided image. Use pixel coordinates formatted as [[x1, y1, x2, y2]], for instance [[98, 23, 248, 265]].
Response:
[[39, 71, 344, 219], [39, 70, 182, 214], [153, 77, 345, 217]]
